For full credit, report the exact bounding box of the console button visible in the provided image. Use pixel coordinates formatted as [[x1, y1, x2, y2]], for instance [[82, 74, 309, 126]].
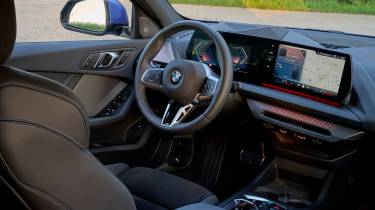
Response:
[[266, 55, 275, 62], [201, 79, 217, 95], [312, 139, 323, 145], [294, 134, 307, 141], [97, 86, 131, 118], [143, 70, 162, 85], [278, 128, 288, 134]]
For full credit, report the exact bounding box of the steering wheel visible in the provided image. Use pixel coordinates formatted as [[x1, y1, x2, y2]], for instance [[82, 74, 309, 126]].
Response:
[[135, 20, 233, 134]]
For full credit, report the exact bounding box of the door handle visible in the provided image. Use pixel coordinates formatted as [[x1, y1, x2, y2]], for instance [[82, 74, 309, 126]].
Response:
[[95, 52, 119, 68], [82, 48, 134, 70]]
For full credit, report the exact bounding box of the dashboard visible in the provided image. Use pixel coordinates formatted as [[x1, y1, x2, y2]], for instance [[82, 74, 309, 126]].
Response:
[[152, 22, 375, 142], [187, 31, 352, 106], [150, 21, 375, 165]]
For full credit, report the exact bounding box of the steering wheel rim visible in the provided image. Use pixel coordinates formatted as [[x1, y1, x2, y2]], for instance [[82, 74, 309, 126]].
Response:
[[135, 20, 233, 134]]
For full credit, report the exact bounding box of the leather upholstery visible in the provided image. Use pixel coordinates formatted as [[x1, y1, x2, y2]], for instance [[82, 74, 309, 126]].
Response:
[[0, 66, 90, 148], [0, 3, 131, 209], [0, 3, 136, 207], [0, 66, 136, 210]]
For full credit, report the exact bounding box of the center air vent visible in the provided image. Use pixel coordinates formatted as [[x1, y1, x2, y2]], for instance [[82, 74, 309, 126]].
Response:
[[321, 43, 349, 49]]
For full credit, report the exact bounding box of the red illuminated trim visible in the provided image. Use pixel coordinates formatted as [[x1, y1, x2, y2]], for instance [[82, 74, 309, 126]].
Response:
[[262, 83, 340, 107], [261, 102, 337, 129]]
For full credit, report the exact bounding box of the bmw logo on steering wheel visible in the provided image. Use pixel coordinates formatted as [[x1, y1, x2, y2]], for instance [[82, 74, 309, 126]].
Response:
[[171, 70, 182, 84]]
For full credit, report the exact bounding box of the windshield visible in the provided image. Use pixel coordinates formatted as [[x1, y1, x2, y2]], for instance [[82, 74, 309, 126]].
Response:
[[170, 0, 375, 37]]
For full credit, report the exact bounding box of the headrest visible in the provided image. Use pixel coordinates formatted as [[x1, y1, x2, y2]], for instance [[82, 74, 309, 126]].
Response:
[[0, 0, 16, 64]]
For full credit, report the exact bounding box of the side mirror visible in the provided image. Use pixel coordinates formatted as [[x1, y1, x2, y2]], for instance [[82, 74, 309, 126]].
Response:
[[60, 0, 130, 37]]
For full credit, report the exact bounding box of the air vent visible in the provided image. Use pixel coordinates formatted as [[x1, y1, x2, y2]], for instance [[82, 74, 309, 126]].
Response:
[[321, 43, 349, 49]]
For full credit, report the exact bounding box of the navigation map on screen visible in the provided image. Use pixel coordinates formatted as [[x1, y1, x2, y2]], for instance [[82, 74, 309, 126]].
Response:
[[274, 44, 346, 96]]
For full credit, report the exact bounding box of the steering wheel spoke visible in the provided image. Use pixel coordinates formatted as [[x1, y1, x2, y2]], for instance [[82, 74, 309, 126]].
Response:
[[161, 102, 195, 127], [197, 64, 219, 102], [141, 67, 164, 91]]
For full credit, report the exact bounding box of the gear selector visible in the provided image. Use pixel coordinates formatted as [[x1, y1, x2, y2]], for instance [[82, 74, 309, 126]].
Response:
[[233, 195, 287, 210]]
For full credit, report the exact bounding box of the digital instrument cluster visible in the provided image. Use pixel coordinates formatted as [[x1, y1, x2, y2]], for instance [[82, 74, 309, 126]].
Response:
[[191, 38, 251, 70], [187, 31, 352, 105]]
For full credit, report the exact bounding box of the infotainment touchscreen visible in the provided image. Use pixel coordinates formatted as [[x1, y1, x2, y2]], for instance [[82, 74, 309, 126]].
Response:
[[274, 44, 346, 96]]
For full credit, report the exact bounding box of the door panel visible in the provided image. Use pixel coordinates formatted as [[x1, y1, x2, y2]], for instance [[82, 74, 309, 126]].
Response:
[[5, 39, 159, 165], [6, 39, 147, 79], [35, 72, 82, 88], [72, 74, 126, 117], [6, 40, 148, 125]]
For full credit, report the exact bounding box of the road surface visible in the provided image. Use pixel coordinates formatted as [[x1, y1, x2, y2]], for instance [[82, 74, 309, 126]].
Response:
[[14, 0, 375, 42]]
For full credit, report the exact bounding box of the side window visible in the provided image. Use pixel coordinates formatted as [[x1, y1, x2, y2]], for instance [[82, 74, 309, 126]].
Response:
[[14, 0, 132, 43]]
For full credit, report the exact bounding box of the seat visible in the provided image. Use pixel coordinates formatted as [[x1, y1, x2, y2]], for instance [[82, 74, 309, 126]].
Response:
[[106, 164, 218, 210], [0, 0, 217, 209]]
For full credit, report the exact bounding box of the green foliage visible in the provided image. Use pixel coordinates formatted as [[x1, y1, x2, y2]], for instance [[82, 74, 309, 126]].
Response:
[[70, 22, 106, 32], [170, 0, 375, 15], [171, 0, 246, 7], [244, 0, 307, 11], [305, 0, 375, 14]]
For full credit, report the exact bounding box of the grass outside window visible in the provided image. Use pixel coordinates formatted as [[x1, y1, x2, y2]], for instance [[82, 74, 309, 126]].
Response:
[[170, 0, 375, 15]]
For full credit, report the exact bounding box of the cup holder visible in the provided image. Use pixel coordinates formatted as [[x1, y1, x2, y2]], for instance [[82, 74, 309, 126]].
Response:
[[244, 158, 329, 209]]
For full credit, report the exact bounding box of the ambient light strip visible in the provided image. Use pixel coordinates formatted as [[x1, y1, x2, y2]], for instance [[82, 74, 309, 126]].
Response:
[[261, 102, 337, 130], [262, 83, 341, 107]]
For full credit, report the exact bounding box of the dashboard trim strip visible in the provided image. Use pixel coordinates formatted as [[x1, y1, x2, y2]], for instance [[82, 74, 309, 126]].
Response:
[[261, 103, 337, 130], [262, 83, 340, 107]]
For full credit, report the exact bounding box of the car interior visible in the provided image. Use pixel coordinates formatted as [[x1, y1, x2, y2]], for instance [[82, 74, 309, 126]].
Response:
[[1, 0, 375, 210]]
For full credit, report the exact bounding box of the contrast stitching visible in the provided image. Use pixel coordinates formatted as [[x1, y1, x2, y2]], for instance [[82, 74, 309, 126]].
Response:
[[0, 119, 135, 208], [0, 117, 85, 150], [0, 155, 69, 210], [0, 176, 32, 210], [0, 82, 89, 139]]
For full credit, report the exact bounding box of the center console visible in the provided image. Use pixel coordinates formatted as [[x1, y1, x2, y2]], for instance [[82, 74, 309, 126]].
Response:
[[220, 158, 333, 210]]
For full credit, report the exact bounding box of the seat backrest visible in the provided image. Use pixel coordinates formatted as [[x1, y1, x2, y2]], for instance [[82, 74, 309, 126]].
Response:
[[0, 1, 136, 209]]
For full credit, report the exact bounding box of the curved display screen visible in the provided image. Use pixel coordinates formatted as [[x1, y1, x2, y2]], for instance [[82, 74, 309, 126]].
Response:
[[187, 31, 352, 106], [190, 37, 251, 71], [274, 44, 346, 97]]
